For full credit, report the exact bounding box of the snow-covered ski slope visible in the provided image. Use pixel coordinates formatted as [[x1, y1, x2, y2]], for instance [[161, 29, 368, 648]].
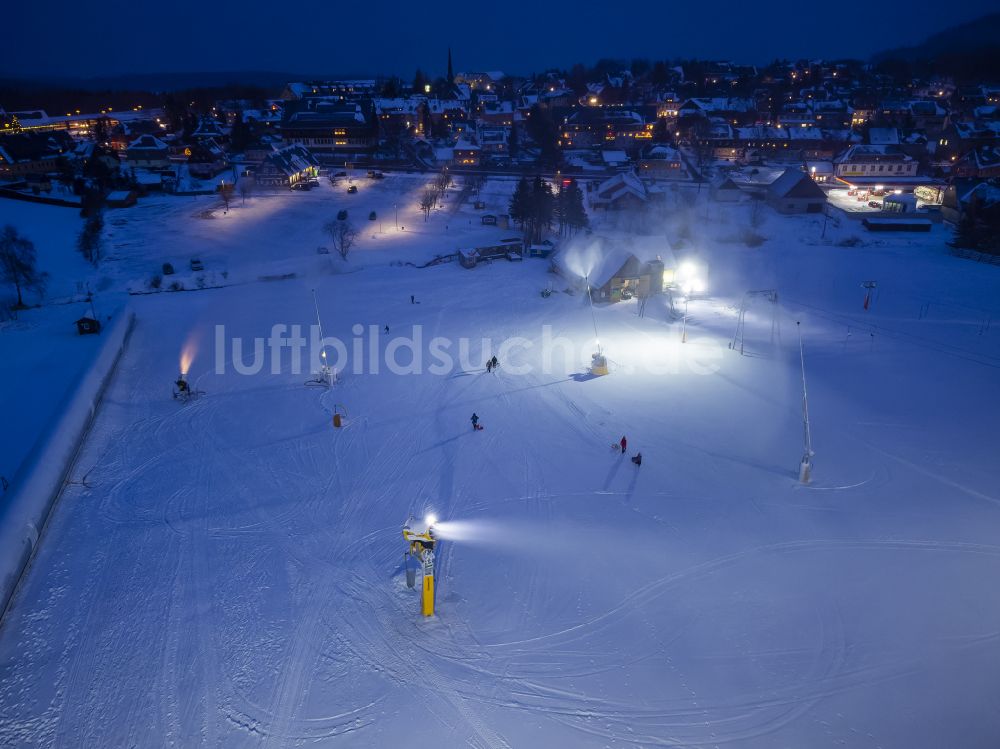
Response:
[[2, 180, 1000, 747]]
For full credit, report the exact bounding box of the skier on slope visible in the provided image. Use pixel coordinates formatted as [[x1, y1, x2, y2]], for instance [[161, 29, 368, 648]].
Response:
[[471, 413, 480, 431], [491, 355, 498, 371], [620, 435, 627, 454]]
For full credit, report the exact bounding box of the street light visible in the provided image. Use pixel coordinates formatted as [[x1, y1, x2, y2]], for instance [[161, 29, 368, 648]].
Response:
[[394, 203, 398, 229]]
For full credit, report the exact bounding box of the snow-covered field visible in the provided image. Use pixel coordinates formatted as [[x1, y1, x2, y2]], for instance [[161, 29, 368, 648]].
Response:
[[2, 177, 1000, 747]]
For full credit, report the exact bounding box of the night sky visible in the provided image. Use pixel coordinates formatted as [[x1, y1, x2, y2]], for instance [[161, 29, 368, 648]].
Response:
[[5, 0, 997, 79]]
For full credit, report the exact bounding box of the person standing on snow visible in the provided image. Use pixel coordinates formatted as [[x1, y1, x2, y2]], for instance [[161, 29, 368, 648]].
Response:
[[486, 359, 492, 373], [620, 435, 627, 454], [471, 413, 480, 430], [631, 452, 642, 467], [491, 355, 498, 371], [410, 295, 415, 304]]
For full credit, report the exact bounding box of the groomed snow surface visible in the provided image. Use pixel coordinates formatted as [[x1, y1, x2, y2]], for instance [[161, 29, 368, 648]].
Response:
[[2, 177, 1000, 748]]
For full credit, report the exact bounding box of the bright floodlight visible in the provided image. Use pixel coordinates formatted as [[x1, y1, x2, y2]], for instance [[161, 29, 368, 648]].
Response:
[[676, 261, 707, 296], [425, 513, 437, 526]]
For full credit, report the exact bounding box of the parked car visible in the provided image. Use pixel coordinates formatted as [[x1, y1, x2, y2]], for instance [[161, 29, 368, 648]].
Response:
[[868, 201, 882, 209], [162, 262, 175, 276], [347, 185, 358, 194], [334, 171, 347, 177], [369, 211, 377, 221], [367, 170, 384, 179], [337, 209, 348, 220], [190, 258, 204, 271]]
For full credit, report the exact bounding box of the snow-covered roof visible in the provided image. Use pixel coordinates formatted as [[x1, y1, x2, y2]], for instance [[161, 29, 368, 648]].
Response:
[[259, 144, 318, 176], [595, 172, 646, 204], [766, 168, 826, 199], [553, 235, 676, 289], [835, 145, 914, 164], [644, 145, 682, 161], [868, 128, 900, 146], [127, 134, 168, 151]]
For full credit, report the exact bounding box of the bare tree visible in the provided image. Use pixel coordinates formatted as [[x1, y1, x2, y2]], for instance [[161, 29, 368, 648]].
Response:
[[420, 190, 437, 221], [0, 225, 47, 309], [219, 181, 234, 211], [324, 219, 358, 260], [76, 214, 104, 266], [433, 169, 452, 203], [469, 173, 487, 196], [238, 177, 253, 206]]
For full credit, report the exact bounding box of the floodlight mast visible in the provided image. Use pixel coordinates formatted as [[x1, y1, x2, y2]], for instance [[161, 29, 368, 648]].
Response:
[[585, 274, 609, 376], [586, 274, 601, 351], [312, 289, 334, 386], [797, 321, 813, 483]]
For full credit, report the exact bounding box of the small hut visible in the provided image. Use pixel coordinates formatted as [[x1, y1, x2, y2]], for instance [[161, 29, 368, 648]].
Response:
[[75, 316, 101, 335]]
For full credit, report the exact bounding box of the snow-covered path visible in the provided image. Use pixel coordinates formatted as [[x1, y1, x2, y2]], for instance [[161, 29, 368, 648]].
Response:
[[2, 201, 1000, 746]]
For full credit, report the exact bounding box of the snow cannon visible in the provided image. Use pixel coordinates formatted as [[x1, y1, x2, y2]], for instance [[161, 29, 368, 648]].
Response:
[[172, 373, 202, 401], [590, 351, 609, 377], [173, 374, 191, 400], [403, 514, 438, 617]]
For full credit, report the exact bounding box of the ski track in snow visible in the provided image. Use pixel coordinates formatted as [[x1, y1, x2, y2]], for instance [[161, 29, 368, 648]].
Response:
[[3, 188, 1000, 747]]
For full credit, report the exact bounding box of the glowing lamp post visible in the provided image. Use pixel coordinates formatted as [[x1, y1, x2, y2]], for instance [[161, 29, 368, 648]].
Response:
[[675, 261, 707, 343]]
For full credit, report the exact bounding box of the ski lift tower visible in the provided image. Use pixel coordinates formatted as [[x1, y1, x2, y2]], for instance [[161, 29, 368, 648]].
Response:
[[729, 289, 780, 355], [403, 515, 438, 617]]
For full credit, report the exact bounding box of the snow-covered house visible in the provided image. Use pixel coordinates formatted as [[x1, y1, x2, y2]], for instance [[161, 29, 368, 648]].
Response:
[[592, 172, 647, 210], [637, 145, 688, 179], [834, 145, 918, 180], [252, 144, 319, 187], [454, 139, 480, 166], [765, 168, 826, 214], [601, 150, 629, 169], [952, 146, 1000, 179], [552, 236, 673, 303], [125, 135, 170, 169], [192, 118, 226, 142], [281, 100, 374, 154], [0, 131, 74, 178], [711, 176, 746, 202], [187, 142, 228, 179]]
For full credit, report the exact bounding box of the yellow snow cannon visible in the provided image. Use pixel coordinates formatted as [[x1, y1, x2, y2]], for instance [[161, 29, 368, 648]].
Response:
[[403, 515, 438, 617]]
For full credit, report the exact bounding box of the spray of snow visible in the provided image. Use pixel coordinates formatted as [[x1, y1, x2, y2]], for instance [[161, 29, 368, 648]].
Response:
[[179, 331, 200, 376], [559, 235, 604, 281], [433, 518, 621, 559]]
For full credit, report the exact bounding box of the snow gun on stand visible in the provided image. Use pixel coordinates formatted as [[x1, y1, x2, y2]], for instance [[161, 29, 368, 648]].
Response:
[[403, 514, 438, 617], [172, 374, 202, 401]]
